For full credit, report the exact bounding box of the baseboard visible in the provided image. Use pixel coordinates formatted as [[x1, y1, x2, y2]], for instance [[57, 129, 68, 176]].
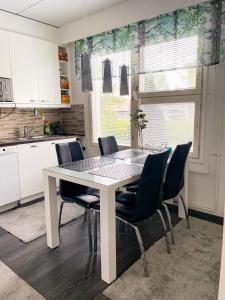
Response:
[[0, 202, 19, 213], [167, 203, 224, 225], [19, 196, 44, 207]]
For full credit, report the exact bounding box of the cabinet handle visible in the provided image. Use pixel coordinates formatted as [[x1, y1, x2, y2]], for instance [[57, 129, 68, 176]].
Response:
[[30, 145, 38, 148], [30, 99, 35, 102], [51, 142, 56, 145]]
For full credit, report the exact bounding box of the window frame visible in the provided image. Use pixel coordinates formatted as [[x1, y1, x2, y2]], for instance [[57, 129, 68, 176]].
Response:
[[88, 46, 202, 155]]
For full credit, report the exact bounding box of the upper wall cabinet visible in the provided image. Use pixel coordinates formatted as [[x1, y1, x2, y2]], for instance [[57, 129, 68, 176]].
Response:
[[10, 33, 39, 104], [4, 30, 65, 108], [0, 30, 11, 78], [36, 40, 61, 105]]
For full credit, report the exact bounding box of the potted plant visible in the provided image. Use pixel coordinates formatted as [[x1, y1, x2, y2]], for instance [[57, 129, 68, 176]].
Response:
[[130, 109, 148, 150], [50, 121, 63, 135]]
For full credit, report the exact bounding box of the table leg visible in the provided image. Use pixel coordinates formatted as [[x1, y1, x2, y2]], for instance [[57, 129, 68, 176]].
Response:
[[178, 162, 189, 219], [44, 174, 59, 249], [100, 189, 116, 284]]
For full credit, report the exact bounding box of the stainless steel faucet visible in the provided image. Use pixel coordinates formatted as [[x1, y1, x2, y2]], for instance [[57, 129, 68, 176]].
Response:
[[23, 125, 42, 138]]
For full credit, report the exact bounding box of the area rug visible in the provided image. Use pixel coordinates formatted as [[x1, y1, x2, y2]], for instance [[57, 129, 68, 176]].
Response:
[[0, 261, 45, 299], [104, 217, 223, 300], [0, 198, 84, 243]]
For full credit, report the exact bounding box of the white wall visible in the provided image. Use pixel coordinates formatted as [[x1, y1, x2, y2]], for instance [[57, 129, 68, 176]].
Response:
[[59, 0, 206, 44], [0, 10, 58, 42]]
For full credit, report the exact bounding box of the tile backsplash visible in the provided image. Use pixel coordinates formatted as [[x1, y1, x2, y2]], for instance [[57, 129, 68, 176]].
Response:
[[61, 104, 85, 135], [0, 104, 85, 139]]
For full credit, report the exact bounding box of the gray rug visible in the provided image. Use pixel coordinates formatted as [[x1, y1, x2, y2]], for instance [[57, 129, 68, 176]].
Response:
[[0, 261, 45, 299], [0, 198, 84, 243], [104, 217, 223, 300]]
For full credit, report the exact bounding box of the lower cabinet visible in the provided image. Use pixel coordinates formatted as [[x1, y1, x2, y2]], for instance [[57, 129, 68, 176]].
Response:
[[17, 138, 77, 199]]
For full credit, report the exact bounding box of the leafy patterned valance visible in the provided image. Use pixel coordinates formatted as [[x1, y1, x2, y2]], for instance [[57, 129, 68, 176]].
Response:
[[75, 0, 225, 78]]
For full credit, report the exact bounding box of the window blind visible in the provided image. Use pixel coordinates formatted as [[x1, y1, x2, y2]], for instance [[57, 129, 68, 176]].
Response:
[[139, 36, 198, 92], [140, 102, 195, 150]]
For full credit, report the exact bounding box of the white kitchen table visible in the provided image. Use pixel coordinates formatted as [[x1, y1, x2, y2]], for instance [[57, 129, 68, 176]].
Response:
[[43, 149, 189, 284]]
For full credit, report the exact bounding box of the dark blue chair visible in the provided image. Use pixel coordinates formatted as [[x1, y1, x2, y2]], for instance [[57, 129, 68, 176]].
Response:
[[123, 142, 192, 244], [94, 150, 170, 276], [98, 136, 119, 155], [55, 141, 99, 253], [163, 142, 192, 232]]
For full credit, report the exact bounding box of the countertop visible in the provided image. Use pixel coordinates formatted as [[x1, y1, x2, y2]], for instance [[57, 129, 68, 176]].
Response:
[[0, 134, 85, 147]]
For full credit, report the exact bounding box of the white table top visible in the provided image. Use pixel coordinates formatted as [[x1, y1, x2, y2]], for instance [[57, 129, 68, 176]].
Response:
[[43, 149, 151, 191]]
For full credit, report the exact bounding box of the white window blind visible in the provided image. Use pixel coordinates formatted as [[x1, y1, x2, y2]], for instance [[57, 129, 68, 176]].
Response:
[[141, 101, 196, 152], [91, 51, 131, 146], [139, 36, 198, 93]]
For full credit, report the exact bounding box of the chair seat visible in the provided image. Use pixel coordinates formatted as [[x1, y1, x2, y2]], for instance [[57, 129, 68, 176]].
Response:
[[116, 203, 139, 223], [62, 188, 99, 209], [116, 192, 136, 207], [126, 184, 138, 193]]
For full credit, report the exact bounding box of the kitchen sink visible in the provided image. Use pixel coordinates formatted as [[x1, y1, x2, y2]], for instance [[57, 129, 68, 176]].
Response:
[[18, 135, 46, 140], [30, 135, 46, 139]]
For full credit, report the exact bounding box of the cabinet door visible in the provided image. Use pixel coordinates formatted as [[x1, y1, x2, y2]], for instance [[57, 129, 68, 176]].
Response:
[[10, 33, 39, 104], [36, 40, 61, 105], [0, 30, 11, 78], [18, 143, 49, 198]]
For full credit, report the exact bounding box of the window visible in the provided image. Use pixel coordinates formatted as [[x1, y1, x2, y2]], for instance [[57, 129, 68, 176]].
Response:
[[91, 51, 131, 146], [89, 36, 201, 155], [138, 36, 201, 157]]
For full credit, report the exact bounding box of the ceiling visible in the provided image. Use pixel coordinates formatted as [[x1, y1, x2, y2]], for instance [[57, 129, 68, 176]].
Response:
[[0, 0, 125, 27]]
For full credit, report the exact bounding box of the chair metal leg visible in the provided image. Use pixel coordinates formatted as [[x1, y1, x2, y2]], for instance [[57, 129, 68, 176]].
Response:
[[93, 210, 98, 253], [119, 221, 126, 235], [133, 225, 149, 277], [179, 194, 190, 229], [116, 215, 149, 277], [84, 209, 87, 222], [87, 210, 93, 253], [162, 203, 175, 244], [157, 209, 171, 254], [58, 201, 64, 233]]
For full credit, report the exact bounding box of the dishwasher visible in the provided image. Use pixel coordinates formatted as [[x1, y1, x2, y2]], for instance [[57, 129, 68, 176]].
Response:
[[0, 146, 20, 208]]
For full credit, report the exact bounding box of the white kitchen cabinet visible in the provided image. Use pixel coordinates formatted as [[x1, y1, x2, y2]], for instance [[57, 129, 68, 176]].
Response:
[[0, 148, 20, 206], [10, 33, 39, 104], [0, 30, 11, 78], [36, 40, 61, 105], [18, 138, 77, 200], [17, 142, 50, 198]]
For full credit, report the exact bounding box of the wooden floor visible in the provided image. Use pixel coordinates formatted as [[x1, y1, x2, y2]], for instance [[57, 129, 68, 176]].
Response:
[[0, 206, 180, 300]]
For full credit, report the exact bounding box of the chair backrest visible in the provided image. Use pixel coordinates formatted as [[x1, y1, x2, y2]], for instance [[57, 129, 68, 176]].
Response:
[[135, 150, 170, 221], [55, 141, 87, 197], [98, 136, 119, 155], [163, 142, 192, 200], [69, 141, 84, 161]]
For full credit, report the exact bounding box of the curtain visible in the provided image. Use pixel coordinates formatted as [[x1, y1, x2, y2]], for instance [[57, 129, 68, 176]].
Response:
[[75, 0, 225, 79]]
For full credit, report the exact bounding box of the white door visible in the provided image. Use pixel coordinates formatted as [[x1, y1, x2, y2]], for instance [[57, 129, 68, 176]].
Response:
[[10, 33, 39, 104], [0, 30, 11, 78], [36, 40, 61, 105], [18, 142, 50, 198]]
